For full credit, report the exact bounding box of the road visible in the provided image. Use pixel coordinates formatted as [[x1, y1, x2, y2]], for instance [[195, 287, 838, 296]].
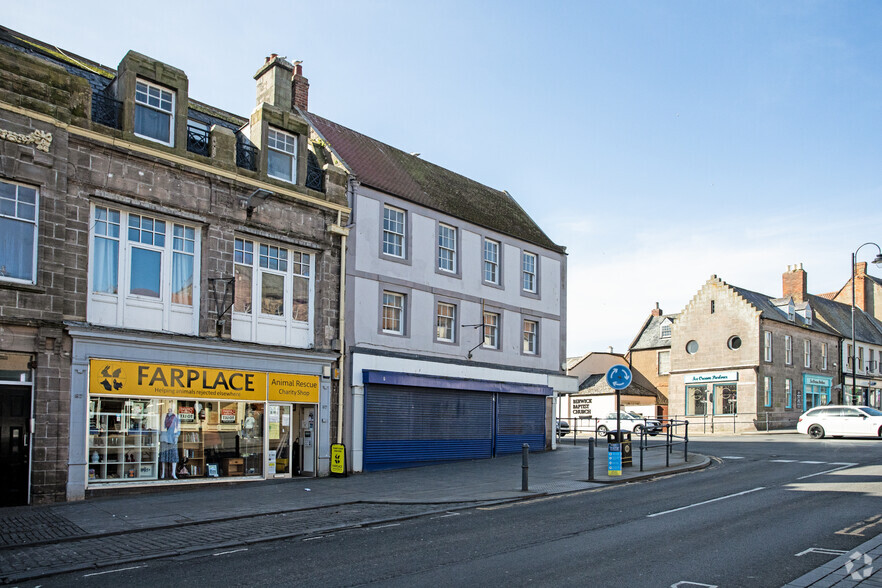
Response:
[[18, 434, 882, 587]]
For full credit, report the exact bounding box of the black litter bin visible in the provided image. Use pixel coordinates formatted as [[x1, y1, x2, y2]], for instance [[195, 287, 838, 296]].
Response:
[[606, 430, 632, 467]]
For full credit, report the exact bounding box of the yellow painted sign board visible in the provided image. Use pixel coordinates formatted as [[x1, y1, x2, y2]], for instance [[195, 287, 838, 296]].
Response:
[[330, 443, 346, 477], [89, 359, 265, 401], [267, 373, 320, 403]]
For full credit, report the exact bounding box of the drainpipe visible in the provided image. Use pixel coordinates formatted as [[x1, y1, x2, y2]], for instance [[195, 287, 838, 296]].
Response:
[[329, 211, 349, 445]]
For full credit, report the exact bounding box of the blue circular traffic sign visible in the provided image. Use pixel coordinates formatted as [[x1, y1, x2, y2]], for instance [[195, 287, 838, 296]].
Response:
[[606, 364, 632, 390]]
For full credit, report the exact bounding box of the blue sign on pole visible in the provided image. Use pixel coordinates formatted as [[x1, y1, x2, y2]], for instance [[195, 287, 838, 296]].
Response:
[[608, 443, 622, 476], [606, 364, 633, 390]]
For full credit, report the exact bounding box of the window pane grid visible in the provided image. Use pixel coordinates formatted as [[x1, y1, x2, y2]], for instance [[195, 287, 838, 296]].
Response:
[[135, 82, 173, 113], [438, 225, 456, 271], [383, 207, 405, 257], [523, 320, 537, 354], [259, 243, 288, 272], [268, 129, 296, 154], [522, 253, 536, 292], [436, 302, 455, 341], [383, 292, 404, 333], [128, 214, 166, 247], [234, 238, 253, 265], [483, 312, 499, 348], [94, 207, 120, 239], [484, 239, 499, 283]]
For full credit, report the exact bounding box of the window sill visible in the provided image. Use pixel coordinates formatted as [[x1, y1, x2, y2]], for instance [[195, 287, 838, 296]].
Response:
[[0, 281, 45, 294]]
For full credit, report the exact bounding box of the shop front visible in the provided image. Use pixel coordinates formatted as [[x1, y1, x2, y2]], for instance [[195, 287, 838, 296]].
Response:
[[67, 329, 333, 500], [804, 374, 832, 410], [684, 371, 739, 416]]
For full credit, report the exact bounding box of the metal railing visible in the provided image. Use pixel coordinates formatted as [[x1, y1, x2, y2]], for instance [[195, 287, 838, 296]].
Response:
[[636, 418, 689, 471], [186, 124, 210, 157], [91, 92, 122, 129], [236, 141, 258, 171], [305, 151, 324, 192], [673, 412, 799, 434]]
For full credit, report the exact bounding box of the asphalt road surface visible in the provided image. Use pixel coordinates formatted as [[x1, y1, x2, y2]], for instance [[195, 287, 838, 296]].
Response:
[[23, 434, 882, 588]]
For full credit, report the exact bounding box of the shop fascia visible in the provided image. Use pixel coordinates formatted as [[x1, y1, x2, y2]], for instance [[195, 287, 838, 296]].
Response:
[[684, 371, 739, 384]]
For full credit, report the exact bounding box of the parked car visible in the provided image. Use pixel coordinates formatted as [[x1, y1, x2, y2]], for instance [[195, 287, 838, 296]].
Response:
[[595, 411, 662, 436], [556, 420, 571, 436], [797, 405, 882, 439]]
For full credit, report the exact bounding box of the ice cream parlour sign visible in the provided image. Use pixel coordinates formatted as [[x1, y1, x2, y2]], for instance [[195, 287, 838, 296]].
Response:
[[684, 371, 739, 384], [89, 359, 266, 401]]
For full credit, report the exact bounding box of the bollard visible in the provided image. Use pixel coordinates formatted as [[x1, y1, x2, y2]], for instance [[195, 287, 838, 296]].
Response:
[[684, 420, 689, 462], [588, 437, 595, 481], [521, 443, 529, 491]]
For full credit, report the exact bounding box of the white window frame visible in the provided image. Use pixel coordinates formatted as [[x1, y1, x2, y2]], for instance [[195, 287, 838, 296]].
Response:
[[821, 342, 828, 370], [784, 335, 792, 365], [483, 238, 500, 285], [483, 311, 500, 349], [522, 319, 538, 355], [383, 206, 406, 259], [382, 291, 405, 335], [437, 223, 457, 273], [804, 340, 811, 369], [0, 179, 39, 285], [88, 204, 200, 334], [267, 127, 298, 183], [871, 349, 876, 373], [436, 301, 456, 342], [764, 331, 772, 362], [660, 324, 672, 339], [231, 236, 314, 347], [859, 346, 865, 373], [522, 252, 537, 293], [134, 79, 175, 147]]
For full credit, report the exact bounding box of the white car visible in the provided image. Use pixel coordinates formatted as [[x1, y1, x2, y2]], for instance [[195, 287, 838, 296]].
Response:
[[595, 411, 662, 436], [797, 405, 882, 439]]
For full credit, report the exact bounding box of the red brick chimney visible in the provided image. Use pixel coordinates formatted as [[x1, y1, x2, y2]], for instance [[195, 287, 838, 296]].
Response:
[[782, 263, 807, 303], [651, 302, 662, 317], [855, 262, 868, 311], [292, 62, 309, 112]]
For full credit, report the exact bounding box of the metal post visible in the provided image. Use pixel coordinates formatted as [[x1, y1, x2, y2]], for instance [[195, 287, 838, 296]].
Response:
[[684, 420, 689, 462], [588, 437, 595, 481], [666, 421, 670, 467], [521, 443, 529, 491], [639, 427, 644, 472]]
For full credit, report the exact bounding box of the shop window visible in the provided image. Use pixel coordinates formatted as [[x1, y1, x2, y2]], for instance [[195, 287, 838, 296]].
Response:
[[687, 385, 709, 415], [89, 205, 199, 334], [88, 397, 264, 483], [522, 319, 538, 355], [0, 180, 38, 285], [232, 237, 313, 347], [267, 128, 297, 183], [483, 311, 500, 349], [717, 384, 737, 414], [135, 79, 175, 146], [438, 223, 457, 273], [436, 301, 456, 342]]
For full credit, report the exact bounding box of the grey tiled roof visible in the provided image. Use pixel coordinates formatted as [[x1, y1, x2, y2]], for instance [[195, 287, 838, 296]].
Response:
[[806, 294, 882, 344], [577, 373, 658, 397], [727, 285, 839, 337], [629, 314, 678, 351], [305, 112, 566, 254]]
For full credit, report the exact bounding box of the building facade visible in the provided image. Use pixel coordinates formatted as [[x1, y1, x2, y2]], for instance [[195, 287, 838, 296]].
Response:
[[0, 27, 349, 504], [626, 303, 676, 417], [305, 114, 576, 472]]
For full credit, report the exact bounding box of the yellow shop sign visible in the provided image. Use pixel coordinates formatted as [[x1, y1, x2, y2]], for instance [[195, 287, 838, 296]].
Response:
[[267, 373, 320, 403], [89, 359, 266, 401]]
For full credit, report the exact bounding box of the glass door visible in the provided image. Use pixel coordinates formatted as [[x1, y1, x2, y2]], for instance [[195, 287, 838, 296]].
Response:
[[267, 404, 292, 477]]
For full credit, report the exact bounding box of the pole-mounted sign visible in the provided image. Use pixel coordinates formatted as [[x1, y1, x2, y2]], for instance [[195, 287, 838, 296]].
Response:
[[605, 364, 632, 477]]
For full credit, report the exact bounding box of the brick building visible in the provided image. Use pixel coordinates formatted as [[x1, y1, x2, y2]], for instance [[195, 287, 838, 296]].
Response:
[[626, 303, 677, 417], [0, 26, 349, 504]]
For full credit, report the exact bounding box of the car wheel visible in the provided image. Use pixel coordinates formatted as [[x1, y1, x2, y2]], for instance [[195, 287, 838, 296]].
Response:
[[808, 424, 825, 439], [633, 425, 643, 434], [597, 425, 608, 436]]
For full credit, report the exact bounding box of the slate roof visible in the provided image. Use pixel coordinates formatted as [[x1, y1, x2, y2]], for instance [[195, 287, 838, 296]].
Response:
[[629, 314, 678, 351], [806, 294, 882, 344], [727, 284, 839, 336], [577, 373, 658, 397], [305, 112, 565, 254]]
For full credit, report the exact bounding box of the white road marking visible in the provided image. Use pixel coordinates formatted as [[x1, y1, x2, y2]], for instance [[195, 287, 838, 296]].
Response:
[[671, 582, 718, 587], [770, 459, 797, 463], [303, 535, 332, 541], [721, 456, 744, 459], [831, 462, 859, 466], [213, 548, 248, 556], [797, 464, 856, 480], [371, 523, 401, 529], [648, 487, 765, 518], [796, 547, 847, 557], [430, 512, 461, 519], [799, 461, 825, 464], [83, 565, 147, 577]]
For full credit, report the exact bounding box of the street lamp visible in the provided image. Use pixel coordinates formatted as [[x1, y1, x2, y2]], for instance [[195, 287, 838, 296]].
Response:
[[850, 243, 882, 406]]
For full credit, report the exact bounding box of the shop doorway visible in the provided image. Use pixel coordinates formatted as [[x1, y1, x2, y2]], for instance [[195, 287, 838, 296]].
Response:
[[1, 386, 31, 506], [267, 403, 316, 477]]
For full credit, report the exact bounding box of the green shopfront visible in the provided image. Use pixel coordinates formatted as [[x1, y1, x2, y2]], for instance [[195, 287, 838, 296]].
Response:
[[803, 374, 832, 411]]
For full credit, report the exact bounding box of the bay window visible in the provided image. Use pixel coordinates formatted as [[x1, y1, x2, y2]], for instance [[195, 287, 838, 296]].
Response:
[[232, 237, 313, 347], [89, 205, 199, 334]]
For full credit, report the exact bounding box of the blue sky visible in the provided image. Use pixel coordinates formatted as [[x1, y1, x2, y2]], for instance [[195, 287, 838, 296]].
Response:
[[7, 1, 882, 356]]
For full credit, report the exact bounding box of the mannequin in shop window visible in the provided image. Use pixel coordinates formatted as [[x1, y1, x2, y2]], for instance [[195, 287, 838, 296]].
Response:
[[160, 407, 181, 479]]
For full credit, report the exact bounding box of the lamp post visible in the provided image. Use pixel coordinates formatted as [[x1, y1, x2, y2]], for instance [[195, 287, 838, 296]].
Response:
[[850, 243, 882, 406]]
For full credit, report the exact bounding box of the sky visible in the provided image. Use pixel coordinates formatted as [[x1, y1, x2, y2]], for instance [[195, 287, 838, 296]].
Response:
[[6, 1, 882, 357]]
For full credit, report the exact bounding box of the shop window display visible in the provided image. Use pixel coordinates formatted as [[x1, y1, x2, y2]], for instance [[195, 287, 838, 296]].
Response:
[[88, 397, 264, 483]]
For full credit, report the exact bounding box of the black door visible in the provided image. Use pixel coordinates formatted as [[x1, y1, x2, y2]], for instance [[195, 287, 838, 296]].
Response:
[[0, 386, 31, 506]]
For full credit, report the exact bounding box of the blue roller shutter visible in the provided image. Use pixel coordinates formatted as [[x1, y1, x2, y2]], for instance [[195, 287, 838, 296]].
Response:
[[364, 385, 493, 471], [495, 393, 546, 455]]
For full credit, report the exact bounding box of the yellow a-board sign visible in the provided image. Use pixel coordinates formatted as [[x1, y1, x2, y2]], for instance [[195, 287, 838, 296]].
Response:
[[89, 359, 265, 401], [330, 443, 346, 477]]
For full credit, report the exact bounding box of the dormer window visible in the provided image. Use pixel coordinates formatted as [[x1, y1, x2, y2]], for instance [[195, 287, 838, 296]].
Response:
[[267, 128, 297, 183], [134, 79, 175, 146], [788, 303, 795, 321], [805, 307, 813, 326], [660, 324, 671, 338]]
